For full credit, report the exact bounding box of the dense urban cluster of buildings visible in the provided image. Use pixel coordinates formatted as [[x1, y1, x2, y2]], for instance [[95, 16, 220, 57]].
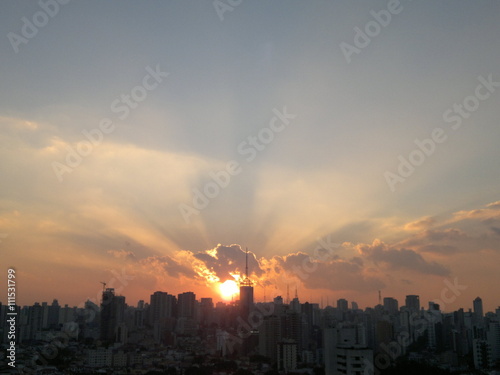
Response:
[[1, 264, 500, 374]]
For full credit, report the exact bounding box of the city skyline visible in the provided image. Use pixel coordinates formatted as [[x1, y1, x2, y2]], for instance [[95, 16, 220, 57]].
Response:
[[1, 283, 498, 318], [2, 236, 500, 312], [1, 2, 500, 316], [4, 276, 499, 373]]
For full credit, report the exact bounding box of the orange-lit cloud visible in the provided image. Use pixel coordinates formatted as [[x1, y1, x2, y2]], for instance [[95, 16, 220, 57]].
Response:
[[1, 114, 500, 311], [451, 201, 500, 223], [404, 216, 436, 231]]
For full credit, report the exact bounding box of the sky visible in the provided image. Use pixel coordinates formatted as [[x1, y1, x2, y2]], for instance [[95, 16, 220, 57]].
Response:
[[1, 0, 500, 313]]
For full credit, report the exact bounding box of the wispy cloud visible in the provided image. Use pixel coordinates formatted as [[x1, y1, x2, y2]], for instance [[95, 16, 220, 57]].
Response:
[[107, 249, 137, 261], [404, 216, 436, 231]]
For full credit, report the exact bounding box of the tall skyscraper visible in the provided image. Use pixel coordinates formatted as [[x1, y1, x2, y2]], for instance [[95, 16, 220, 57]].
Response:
[[405, 295, 420, 313], [200, 298, 214, 327], [473, 297, 485, 339], [177, 292, 196, 319], [175, 292, 197, 336], [47, 299, 60, 330], [100, 288, 125, 344], [281, 310, 302, 352], [150, 291, 176, 323], [473, 297, 484, 322], [239, 248, 254, 321], [259, 315, 281, 362], [149, 291, 176, 342], [337, 299, 348, 312], [41, 302, 49, 329], [28, 302, 43, 340], [383, 297, 399, 315]]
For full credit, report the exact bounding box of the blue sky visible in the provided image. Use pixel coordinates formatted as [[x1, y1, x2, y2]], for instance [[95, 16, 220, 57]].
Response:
[[1, 0, 499, 310]]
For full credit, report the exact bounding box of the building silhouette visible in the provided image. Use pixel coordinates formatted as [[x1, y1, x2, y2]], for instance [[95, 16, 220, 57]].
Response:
[[259, 315, 281, 362], [47, 299, 60, 330], [239, 248, 254, 321], [200, 297, 214, 327], [405, 295, 420, 313], [100, 288, 125, 344], [473, 297, 484, 328], [337, 299, 348, 312], [277, 339, 298, 372], [177, 291, 197, 335], [150, 291, 176, 322], [383, 297, 399, 315], [150, 291, 176, 342], [177, 292, 196, 319], [324, 324, 372, 375]]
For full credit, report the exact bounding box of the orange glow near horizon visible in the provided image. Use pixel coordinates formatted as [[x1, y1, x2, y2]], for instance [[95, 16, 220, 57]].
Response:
[[219, 279, 239, 301]]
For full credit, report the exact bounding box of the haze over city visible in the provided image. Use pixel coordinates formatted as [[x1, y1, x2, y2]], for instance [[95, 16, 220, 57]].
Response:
[[1, 1, 500, 314]]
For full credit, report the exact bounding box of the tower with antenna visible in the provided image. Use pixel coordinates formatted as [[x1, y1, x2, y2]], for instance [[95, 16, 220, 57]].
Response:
[[240, 247, 253, 288], [239, 247, 254, 321], [290, 285, 300, 312], [245, 247, 249, 278]]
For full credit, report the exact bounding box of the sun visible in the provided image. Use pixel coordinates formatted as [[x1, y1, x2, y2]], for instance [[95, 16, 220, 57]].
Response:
[[219, 279, 239, 300]]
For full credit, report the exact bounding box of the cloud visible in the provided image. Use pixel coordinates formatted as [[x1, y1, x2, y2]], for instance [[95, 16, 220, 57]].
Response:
[[107, 249, 137, 261], [487, 201, 500, 209], [404, 216, 435, 231], [399, 228, 467, 248], [268, 251, 385, 293], [130, 244, 387, 294], [190, 244, 264, 282], [490, 227, 500, 236], [417, 244, 458, 254], [451, 201, 500, 223], [422, 229, 467, 241], [115, 237, 451, 296], [356, 239, 450, 276], [1, 115, 497, 304], [139, 255, 197, 279]]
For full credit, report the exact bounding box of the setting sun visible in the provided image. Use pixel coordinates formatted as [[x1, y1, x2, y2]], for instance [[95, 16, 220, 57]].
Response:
[[219, 279, 239, 300]]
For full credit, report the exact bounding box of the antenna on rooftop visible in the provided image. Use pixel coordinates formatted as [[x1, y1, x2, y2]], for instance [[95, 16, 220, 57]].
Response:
[[245, 247, 249, 278], [100, 282, 106, 291]]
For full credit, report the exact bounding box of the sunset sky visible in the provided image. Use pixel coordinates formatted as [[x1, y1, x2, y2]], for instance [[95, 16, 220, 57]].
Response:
[[1, 1, 500, 312]]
